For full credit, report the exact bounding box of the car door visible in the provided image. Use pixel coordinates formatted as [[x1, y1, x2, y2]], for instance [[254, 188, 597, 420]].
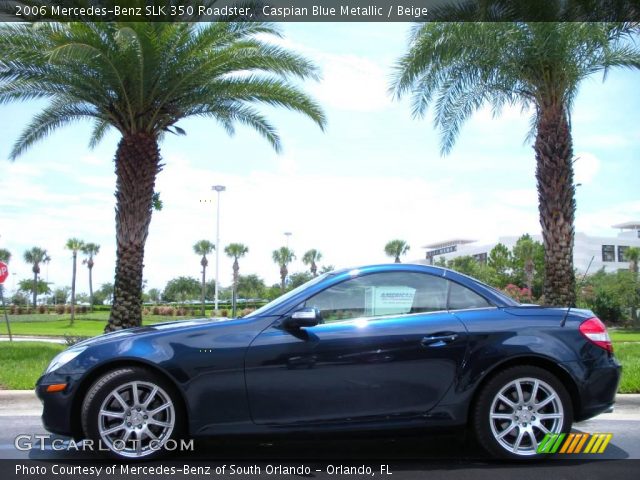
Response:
[[244, 271, 469, 425]]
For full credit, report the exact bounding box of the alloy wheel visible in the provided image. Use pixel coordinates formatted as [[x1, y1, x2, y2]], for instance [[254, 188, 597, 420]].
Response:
[[97, 380, 175, 458], [489, 377, 564, 456]]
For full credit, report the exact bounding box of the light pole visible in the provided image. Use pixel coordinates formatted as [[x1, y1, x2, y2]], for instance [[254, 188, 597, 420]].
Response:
[[212, 185, 226, 313], [284, 232, 292, 248]]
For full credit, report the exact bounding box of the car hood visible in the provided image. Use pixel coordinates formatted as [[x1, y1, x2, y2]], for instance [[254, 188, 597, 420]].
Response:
[[72, 317, 243, 348]]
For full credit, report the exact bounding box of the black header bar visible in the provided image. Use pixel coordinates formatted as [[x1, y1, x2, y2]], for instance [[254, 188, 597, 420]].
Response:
[[1, 0, 639, 22]]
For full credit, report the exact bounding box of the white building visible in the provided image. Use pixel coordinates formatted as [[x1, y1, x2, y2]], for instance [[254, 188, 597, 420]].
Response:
[[419, 222, 640, 273]]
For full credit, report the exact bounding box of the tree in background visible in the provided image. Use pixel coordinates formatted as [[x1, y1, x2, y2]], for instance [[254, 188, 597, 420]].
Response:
[[446, 256, 496, 286], [319, 265, 335, 275], [272, 247, 296, 292], [236, 274, 266, 300], [23, 247, 50, 306], [393, 21, 640, 306], [384, 240, 410, 263], [625, 247, 640, 324], [302, 249, 323, 276], [487, 243, 512, 288], [95, 283, 114, 306], [81, 243, 100, 310], [512, 235, 545, 299], [52, 287, 70, 305], [65, 238, 85, 324], [0, 248, 11, 263], [193, 240, 215, 316], [579, 270, 640, 325], [162, 277, 200, 303], [147, 288, 161, 304], [2, 21, 326, 332], [288, 272, 313, 290], [18, 279, 51, 299], [225, 243, 249, 317]]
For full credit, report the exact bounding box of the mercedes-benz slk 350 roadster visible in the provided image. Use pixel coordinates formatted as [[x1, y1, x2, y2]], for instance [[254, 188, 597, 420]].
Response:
[[36, 264, 621, 459]]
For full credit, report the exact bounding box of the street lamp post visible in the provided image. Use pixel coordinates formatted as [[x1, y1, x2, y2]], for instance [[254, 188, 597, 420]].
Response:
[[212, 185, 226, 314], [284, 232, 292, 248]]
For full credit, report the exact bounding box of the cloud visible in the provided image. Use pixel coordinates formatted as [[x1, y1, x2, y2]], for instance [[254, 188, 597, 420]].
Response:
[[573, 152, 600, 185], [309, 54, 392, 112]]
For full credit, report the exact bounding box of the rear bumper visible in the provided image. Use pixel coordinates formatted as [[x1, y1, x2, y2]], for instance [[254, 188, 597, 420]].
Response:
[[564, 356, 622, 422]]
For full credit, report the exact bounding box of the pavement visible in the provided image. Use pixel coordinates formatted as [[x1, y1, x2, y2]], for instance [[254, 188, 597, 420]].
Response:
[[0, 390, 639, 480], [0, 335, 67, 344]]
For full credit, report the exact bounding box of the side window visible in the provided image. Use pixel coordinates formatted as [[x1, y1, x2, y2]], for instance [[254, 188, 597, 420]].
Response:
[[303, 272, 450, 323], [448, 282, 492, 310]]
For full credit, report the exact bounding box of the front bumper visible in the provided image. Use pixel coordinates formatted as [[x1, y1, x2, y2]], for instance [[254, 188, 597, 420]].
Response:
[[36, 372, 85, 438]]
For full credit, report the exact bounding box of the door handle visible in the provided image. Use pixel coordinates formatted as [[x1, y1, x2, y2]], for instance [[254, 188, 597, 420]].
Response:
[[421, 333, 458, 347]]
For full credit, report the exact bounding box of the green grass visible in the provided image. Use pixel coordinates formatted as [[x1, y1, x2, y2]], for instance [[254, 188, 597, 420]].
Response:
[[0, 314, 196, 337], [0, 342, 65, 390], [610, 330, 640, 343], [615, 343, 640, 394]]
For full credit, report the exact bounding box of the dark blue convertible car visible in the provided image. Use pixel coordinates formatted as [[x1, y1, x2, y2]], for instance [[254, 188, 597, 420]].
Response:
[[36, 264, 620, 459]]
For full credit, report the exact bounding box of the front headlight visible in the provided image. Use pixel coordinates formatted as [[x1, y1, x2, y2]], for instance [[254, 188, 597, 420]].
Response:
[[45, 347, 87, 374]]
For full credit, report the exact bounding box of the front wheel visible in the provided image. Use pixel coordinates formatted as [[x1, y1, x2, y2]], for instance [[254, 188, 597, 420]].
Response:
[[81, 367, 183, 459], [473, 365, 573, 459]]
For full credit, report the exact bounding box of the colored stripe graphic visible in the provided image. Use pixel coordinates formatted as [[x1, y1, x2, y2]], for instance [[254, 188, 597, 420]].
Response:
[[537, 433, 612, 454]]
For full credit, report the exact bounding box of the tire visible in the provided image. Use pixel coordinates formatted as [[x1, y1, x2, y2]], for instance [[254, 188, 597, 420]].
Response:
[[81, 367, 184, 459], [472, 365, 573, 459]]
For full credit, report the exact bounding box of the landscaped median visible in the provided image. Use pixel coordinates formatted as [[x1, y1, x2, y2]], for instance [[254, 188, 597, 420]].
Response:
[[1, 335, 639, 393]]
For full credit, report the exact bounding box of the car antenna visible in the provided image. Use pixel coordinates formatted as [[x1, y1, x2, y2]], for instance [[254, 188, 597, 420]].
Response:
[[561, 255, 594, 327]]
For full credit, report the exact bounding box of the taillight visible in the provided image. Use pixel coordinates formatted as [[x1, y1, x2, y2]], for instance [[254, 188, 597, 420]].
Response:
[[579, 317, 613, 353]]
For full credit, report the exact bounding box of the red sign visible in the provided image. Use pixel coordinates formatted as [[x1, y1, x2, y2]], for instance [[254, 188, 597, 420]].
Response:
[[0, 261, 8, 284]]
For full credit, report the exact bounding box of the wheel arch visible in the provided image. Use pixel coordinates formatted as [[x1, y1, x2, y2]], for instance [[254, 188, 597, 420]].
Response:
[[466, 355, 581, 425], [69, 359, 190, 439]]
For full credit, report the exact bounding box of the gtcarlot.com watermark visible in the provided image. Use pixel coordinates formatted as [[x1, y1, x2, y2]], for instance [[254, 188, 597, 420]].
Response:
[[14, 433, 194, 453]]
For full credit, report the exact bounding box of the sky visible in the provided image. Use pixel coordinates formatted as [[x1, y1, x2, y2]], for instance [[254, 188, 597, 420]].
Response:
[[0, 22, 639, 295]]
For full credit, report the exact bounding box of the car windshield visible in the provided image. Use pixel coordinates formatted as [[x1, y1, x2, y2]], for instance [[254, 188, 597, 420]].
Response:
[[244, 273, 331, 318]]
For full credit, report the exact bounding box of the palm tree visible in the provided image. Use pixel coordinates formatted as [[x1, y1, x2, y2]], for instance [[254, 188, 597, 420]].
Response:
[[384, 240, 410, 263], [81, 243, 100, 311], [392, 22, 640, 306], [65, 238, 85, 324], [302, 249, 323, 276], [193, 240, 215, 317], [0, 248, 10, 263], [272, 247, 296, 292], [224, 243, 249, 317], [23, 247, 50, 307], [2, 21, 326, 331]]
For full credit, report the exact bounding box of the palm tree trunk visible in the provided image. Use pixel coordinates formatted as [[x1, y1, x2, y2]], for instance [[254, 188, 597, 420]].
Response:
[[201, 263, 206, 317], [106, 133, 162, 332], [535, 103, 576, 307], [32, 268, 38, 307], [232, 259, 239, 317], [88, 263, 94, 312], [70, 252, 77, 325], [280, 266, 287, 292]]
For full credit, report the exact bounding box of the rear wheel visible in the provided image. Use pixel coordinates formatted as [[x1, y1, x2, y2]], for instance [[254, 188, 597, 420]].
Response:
[[81, 367, 183, 459], [473, 365, 573, 459]]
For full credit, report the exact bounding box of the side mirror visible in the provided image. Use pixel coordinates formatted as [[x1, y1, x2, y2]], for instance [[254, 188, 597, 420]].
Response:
[[283, 308, 321, 329]]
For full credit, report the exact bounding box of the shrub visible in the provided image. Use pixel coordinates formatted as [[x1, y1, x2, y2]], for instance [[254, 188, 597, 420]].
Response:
[[38, 305, 47, 314], [55, 304, 65, 315], [152, 306, 160, 315]]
